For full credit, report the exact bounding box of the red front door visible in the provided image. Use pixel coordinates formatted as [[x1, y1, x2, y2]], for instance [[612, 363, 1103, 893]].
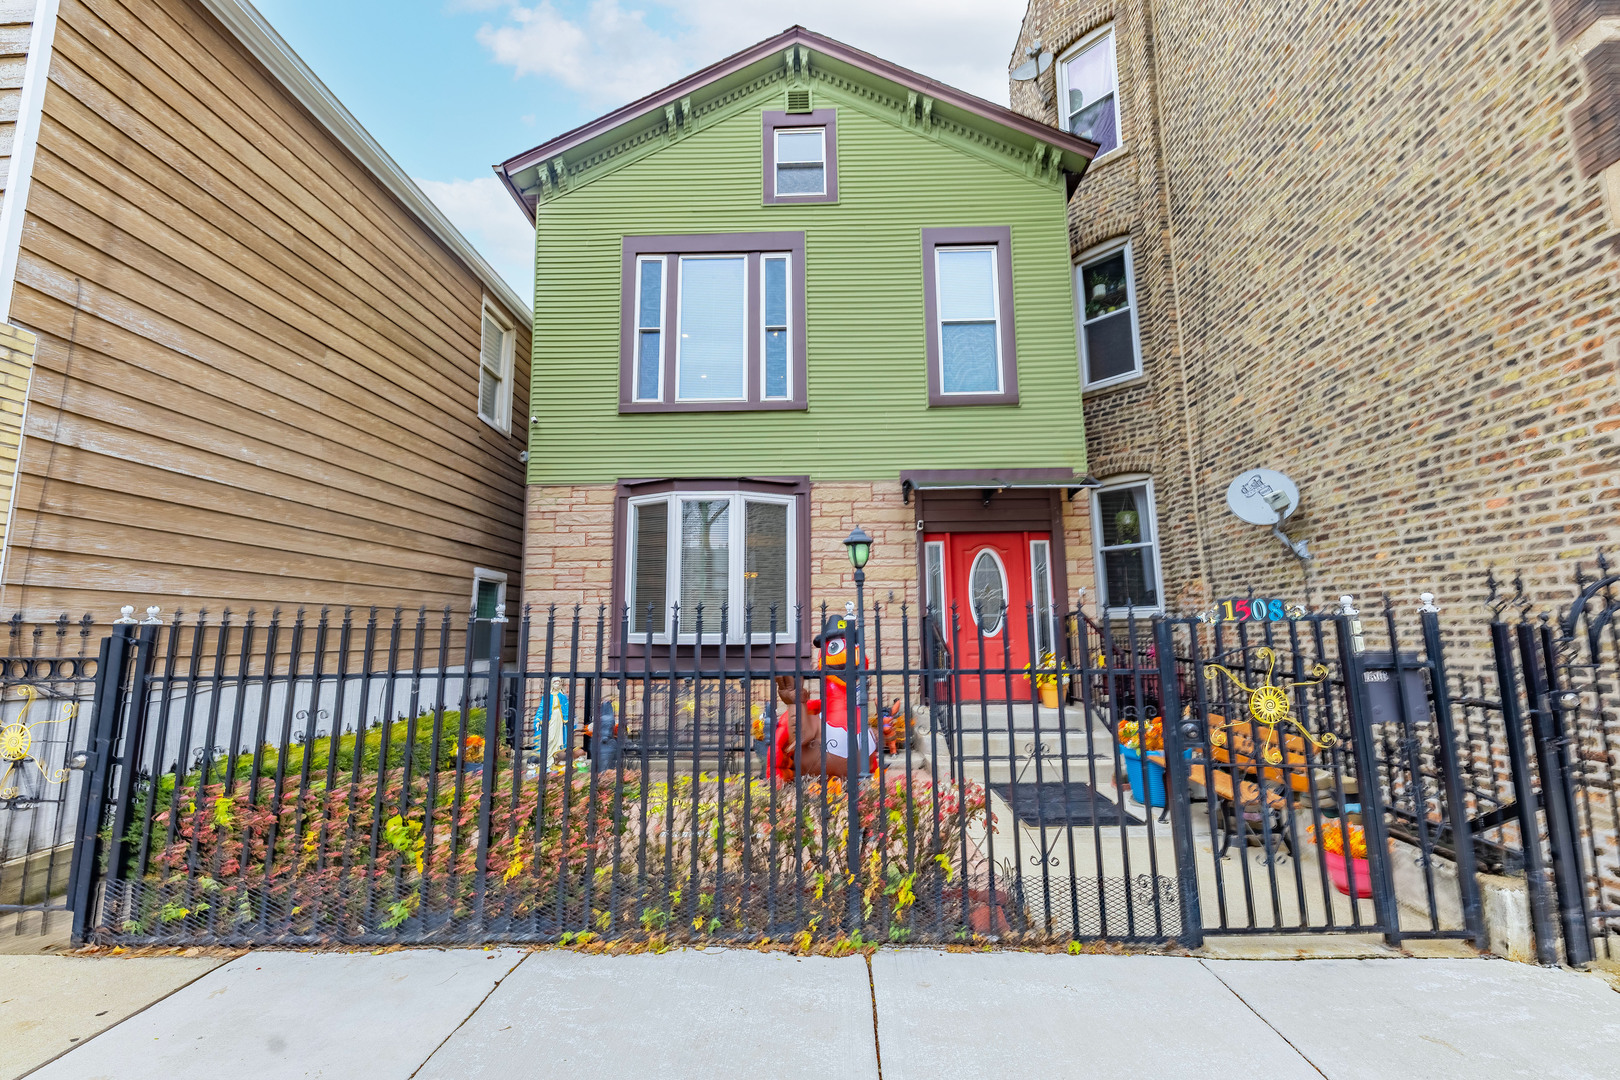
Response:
[[926, 531, 1053, 702]]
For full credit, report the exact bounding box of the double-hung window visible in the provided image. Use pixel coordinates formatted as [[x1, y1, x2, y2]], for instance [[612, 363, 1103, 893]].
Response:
[[763, 110, 838, 204], [921, 227, 1018, 406], [621, 234, 806, 411], [477, 299, 515, 432], [625, 489, 799, 643], [1077, 240, 1142, 388], [1059, 27, 1120, 156], [1092, 478, 1162, 614]]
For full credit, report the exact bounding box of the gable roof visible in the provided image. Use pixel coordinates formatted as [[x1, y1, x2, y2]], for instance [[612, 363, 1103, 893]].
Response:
[[494, 26, 1098, 222], [202, 0, 530, 322]]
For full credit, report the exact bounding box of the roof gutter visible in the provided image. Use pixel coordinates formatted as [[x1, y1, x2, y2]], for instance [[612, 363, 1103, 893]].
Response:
[[199, 0, 531, 322]]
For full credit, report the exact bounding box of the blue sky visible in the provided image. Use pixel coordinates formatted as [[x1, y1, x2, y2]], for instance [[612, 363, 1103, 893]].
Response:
[[250, 0, 1030, 302]]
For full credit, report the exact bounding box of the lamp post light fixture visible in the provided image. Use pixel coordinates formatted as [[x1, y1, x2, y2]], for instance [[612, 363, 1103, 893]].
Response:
[[843, 527, 873, 571], [841, 527, 873, 932]]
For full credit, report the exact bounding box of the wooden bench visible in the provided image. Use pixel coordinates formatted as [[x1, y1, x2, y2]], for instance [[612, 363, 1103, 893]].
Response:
[[1148, 718, 1333, 856]]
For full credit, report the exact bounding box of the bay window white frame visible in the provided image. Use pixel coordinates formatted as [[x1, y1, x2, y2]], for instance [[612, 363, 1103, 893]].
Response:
[[1090, 475, 1164, 616], [625, 490, 798, 645]]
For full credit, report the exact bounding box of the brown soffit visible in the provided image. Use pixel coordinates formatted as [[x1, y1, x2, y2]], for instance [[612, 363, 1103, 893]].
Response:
[[493, 25, 1100, 222]]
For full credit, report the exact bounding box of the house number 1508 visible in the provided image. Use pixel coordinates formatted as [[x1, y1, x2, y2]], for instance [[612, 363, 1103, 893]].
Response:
[[1220, 598, 1289, 622]]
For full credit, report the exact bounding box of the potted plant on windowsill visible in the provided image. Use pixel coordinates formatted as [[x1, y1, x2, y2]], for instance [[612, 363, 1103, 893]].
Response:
[[1023, 652, 1062, 709], [1116, 717, 1166, 807], [1309, 820, 1372, 898]]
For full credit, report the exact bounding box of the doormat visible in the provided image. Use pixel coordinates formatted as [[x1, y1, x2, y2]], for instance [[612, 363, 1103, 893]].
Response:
[[991, 782, 1145, 828]]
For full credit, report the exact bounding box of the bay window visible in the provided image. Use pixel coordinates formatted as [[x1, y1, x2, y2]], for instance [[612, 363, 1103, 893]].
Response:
[[625, 488, 801, 643]]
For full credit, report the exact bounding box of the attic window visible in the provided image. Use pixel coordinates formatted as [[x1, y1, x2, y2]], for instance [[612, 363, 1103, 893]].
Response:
[[785, 89, 812, 113], [762, 110, 838, 205]]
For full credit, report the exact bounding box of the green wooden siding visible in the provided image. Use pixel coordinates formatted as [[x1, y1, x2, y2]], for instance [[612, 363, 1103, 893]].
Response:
[[529, 81, 1085, 484]]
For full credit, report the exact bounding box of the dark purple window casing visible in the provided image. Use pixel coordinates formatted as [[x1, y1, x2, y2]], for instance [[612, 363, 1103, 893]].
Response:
[[619, 232, 808, 413], [762, 110, 838, 205], [921, 226, 1019, 407]]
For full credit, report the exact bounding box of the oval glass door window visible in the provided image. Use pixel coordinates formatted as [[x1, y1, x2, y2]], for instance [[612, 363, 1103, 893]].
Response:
[[969, 549, 1007, 635]]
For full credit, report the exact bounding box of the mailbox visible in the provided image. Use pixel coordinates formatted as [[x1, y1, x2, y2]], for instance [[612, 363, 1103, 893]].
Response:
[[1359, 650, 1430, 727]]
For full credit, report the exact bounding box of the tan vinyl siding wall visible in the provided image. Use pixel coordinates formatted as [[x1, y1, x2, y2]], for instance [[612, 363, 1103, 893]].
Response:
[[0, 322, 32, 562], [0, 0, 531, 619], [0, 0, 35, 217]]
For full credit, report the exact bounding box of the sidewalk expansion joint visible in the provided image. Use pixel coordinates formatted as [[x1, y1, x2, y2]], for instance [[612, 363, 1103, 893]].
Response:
[[1198, 959, 1327, 1078], [408, 949, 529, 1079], [866, 953, 883, 1080]]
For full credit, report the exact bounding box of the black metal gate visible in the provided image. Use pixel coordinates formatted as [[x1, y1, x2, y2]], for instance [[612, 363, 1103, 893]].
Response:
[[0, 615, 98, 937]]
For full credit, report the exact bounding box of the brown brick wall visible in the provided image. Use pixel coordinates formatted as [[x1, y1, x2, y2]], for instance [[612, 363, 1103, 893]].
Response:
[[1013, 0, 1620, 622], [1574, 40, 1620, 176]]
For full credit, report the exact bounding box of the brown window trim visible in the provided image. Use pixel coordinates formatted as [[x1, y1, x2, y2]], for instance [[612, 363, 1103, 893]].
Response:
[[762, 109, 839, 204], [619, 233, 809, 413], [610, 476, 813, 661], [921, 226, 1019, 407]]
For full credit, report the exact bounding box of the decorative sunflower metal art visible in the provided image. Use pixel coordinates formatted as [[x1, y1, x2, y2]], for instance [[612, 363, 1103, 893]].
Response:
[[1205, 647, 1337, 764], [0, 686, 76, 800]]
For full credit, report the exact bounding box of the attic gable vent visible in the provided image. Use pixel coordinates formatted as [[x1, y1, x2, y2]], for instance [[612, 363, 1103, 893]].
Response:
[[785, 89, 812, 113]]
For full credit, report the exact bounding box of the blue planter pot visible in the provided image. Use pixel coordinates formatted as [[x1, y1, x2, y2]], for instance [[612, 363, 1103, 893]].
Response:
[[1118, 745, 1167, 808]]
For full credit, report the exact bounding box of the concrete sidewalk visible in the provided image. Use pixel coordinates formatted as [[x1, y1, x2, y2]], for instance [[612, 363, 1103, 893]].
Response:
[[14, 948, 1620, 1079]]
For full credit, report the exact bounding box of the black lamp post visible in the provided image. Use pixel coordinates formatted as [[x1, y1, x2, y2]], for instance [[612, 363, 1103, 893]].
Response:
[[842, 528, 873, 931]]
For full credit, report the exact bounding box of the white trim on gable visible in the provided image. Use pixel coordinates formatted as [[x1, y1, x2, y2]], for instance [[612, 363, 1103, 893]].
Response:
[[0, 0, 64, 323]]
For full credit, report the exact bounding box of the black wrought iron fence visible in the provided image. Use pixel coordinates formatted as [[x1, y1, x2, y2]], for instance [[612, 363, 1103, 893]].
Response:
[[0, 614, 99, 936]]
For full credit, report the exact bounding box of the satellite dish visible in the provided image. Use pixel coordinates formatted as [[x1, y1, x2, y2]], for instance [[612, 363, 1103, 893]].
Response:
[[1011, 40, 1053, 82], [1225, 469, 1300, 526]]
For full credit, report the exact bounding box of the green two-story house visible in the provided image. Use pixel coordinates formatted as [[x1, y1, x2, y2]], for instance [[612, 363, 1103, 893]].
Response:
[[497, 27, 1098, 684]]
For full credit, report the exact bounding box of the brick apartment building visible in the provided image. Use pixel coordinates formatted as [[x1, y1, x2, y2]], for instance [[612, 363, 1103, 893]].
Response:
[[1010, 0, 1620, 620]]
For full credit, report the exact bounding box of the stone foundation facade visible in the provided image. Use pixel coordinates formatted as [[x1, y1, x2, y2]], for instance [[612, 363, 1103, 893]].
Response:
[[522, 481, 1097, 669]]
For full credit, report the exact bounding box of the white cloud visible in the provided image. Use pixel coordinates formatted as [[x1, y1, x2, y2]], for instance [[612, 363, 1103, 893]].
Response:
[[474, 0, 1028, 109], [415, 176, 535, 303]]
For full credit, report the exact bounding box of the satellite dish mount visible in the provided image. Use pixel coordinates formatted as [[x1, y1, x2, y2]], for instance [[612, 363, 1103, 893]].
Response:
[[1224, 469, 1313, 564], [1009, 38, 1054, 106]]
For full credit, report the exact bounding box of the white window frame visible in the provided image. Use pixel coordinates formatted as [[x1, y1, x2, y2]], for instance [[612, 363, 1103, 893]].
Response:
[[760, 252, 792, 400], [625, 490, 798, 645], [471, 568, 508, 618], [477, 298, 516, 434], [773, 126, 827, 198], [1028, 538, 1057, 660], [1056, 24, 1122, 159], [1090, 475, 1164, 617], [966, 546, 1009, 637], [633, 255, 667, 402], [674, 254, 750, 403], [935, 245, 1005, 396], [1075, 237, 1143, 390]]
